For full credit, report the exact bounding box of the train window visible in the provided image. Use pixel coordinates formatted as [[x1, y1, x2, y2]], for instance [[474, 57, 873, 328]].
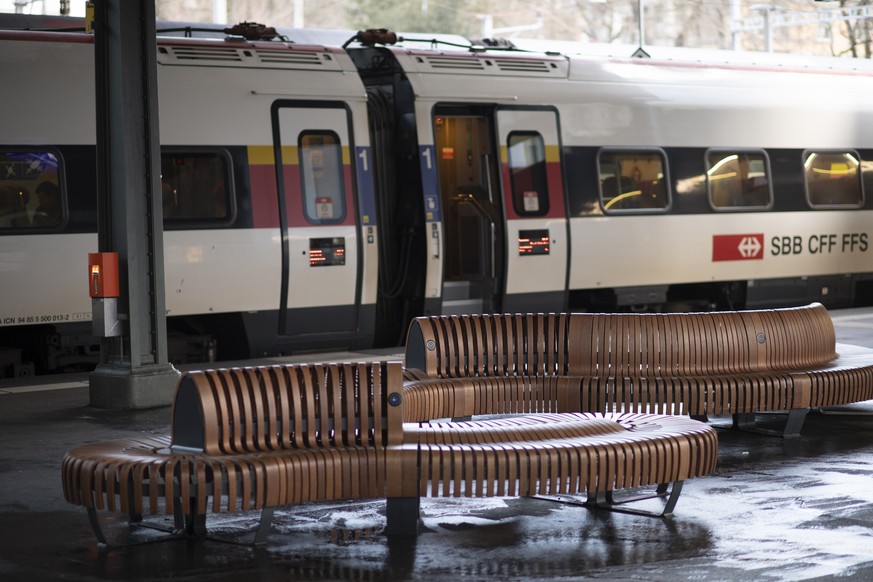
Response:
[[597, 149, 670, 212], [507, 132, 549, 217], [160, 151, 233, 223], [706, 150, 773, 210], [0, 150, 63, 231], [803, 150, 863, 208], [299, 131, 346, 224]]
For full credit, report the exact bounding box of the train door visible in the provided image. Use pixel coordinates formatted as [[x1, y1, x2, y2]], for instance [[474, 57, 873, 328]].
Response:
[[272, 102, 361, 338], [495, 107, 568, 312], [432, 108, 504, 314]]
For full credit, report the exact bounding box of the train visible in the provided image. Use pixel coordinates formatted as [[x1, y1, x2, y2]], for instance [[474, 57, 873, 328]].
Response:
[[2, 13, 873, 376]]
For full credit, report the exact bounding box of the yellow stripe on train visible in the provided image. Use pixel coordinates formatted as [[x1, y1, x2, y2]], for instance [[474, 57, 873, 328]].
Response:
[[499, 144, 561, 164], [247, 145, 351, 165]]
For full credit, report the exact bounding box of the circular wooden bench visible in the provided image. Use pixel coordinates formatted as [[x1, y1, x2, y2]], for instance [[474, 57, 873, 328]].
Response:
[[403, 303, 873, 437], [62, 360, 718, 544], [62, 362, 399, 545]]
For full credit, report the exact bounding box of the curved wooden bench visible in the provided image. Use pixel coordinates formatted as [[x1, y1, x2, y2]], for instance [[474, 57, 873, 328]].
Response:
[[62, 361, 401, 545], [404, 413, 715, 499], [387, 408, 718, 534], [403, 303, 873, 437], [387, 366, 718, 534], [63, 360, 718, 544]]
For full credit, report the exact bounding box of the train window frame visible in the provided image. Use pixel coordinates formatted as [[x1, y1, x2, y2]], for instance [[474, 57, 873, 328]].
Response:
[[705, 148, 774, 212], [506, 131, 550, 217], [596, 147, 672, 214], [802, 149, 865, 209], [160, 147, 236, 229], [298, 130, 347, 225], [0, 148, 67, 233]]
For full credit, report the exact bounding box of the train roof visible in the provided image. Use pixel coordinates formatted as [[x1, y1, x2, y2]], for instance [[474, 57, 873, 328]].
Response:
[[0, 13, 344, 45], [3, 10, 873, 79], [514, 38, 873, 71]]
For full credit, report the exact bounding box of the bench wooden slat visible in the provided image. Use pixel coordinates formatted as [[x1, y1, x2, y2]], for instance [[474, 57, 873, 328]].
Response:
[[404, 303, 871, 436], [406, 413, 716, 501]]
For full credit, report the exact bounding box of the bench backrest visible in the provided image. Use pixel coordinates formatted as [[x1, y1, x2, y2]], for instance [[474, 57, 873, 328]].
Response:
[[170, 361, 403, 455], [405, 303, 836, 378], [406, 313, 573, 378]]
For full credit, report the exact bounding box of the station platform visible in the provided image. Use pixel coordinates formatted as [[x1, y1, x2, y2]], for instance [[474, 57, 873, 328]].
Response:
[[3, 310, 873, 581]]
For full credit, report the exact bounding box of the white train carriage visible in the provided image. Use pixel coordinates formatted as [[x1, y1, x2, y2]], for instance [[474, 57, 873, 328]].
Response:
[[2, 14, 873, 376], [555, 49, 873, 310], [347, 33, 873, 316], [0, 21, 380, 373]]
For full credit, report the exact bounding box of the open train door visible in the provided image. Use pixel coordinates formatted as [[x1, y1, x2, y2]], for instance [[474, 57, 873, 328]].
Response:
[[431, 107, 505, 314], [272, 102, 362, 340], [495, 106, 568, 312]]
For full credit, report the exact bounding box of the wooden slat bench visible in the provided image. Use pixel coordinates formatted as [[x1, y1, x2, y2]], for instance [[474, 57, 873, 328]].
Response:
[[62, 362, 400, 545], [403, 303, 873, 438], [63, 360, 718, 543], [387, 406, 718, 535]]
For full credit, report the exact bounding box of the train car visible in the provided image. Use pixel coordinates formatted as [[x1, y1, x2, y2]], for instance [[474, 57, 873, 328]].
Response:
[[2, 14, 873, 376], [347, 33, 873, 319], [0, 16, 382, 375]]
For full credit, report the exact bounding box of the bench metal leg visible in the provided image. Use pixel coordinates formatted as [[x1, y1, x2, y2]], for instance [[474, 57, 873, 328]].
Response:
[[87, 507, 108, 545], [386, 497, 420, 536], [731, 408, 807, 438], [535, 481, 684, 518], [782, 408, 807, 438], [184, 512, 207, 537], [193, 506, 274, 547], [253, 507, 274, 545], [732, 412, 756, 432], [88, 504, 274, 548], [589, 481, 683, 517], [87, 508, 188, 549]]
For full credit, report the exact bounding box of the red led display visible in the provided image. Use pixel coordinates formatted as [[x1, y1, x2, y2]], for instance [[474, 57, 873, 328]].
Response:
[[518, 229, 550, 256]]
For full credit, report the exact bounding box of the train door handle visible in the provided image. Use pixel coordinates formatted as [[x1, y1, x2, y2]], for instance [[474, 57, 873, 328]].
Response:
[[431, 223, 440, 258]]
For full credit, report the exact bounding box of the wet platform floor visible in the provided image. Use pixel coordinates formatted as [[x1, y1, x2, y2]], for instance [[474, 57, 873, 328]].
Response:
[[3, 309, 873, 581]]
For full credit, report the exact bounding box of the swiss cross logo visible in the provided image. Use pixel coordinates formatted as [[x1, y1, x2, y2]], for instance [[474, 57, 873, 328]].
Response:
[[712, 234, 764, 261]]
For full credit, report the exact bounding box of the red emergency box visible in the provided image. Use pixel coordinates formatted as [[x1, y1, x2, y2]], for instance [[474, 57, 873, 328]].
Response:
[[88, 252, 120, 298]]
